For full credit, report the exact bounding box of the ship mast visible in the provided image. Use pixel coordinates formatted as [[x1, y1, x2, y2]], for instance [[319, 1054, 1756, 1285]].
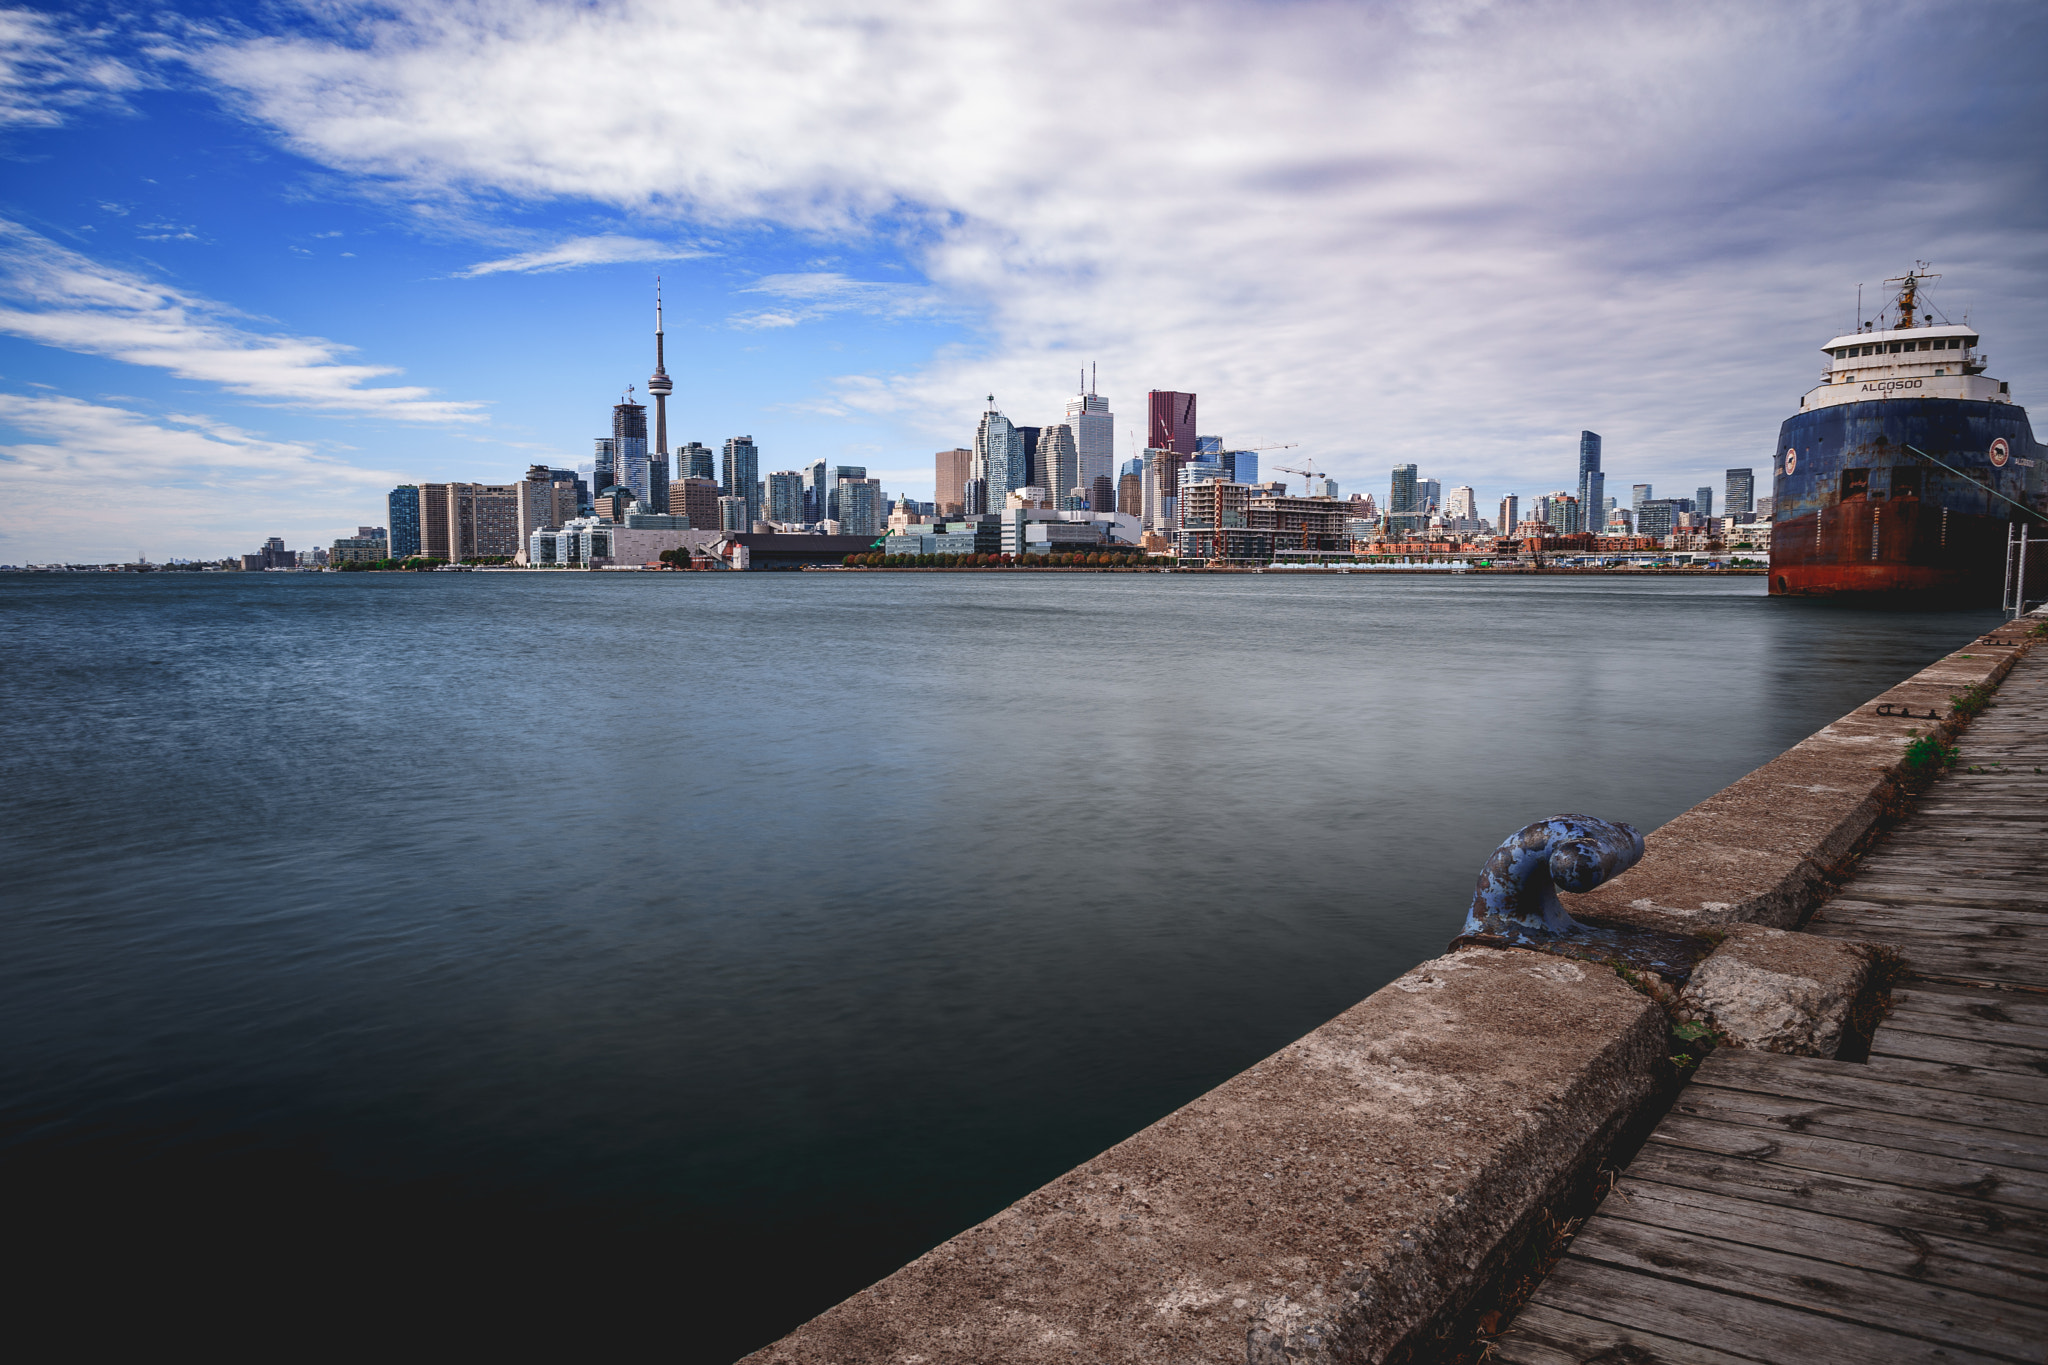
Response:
[[1884, 262, 1939, 330]]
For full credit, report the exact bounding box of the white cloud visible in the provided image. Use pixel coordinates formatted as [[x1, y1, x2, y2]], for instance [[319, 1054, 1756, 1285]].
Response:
[[729, 272, 943, 329], [455, 233, 704, 277], [185, 0, 2048, 500], [0, 6, 143, 128], [0, 392, 400, 561], [0, 218, 484, 422]]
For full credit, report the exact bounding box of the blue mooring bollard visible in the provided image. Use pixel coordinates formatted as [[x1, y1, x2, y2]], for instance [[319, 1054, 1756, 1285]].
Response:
[[1462, 815, 1645, 943]]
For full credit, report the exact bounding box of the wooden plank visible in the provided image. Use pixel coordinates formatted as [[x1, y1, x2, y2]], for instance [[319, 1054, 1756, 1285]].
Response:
[[1871, 1027, 2048, 1080], [1817, 902, 2048, 933], [1829, 888, 2048, 912], [1881, 1006, 2048, 1051], [1528, 1256, 2012, 1365], [1860, 1052, 2048, 1107], [1668, 1085, 2048, 1175], [1627, 1141, 2048, 1255], [1693, 1050, 2048, 1136], [1564, 1216, 2048, 1359], [1647, 1113, 2048, 1210], [1493, 1303, 1768, 1365], [1891, 985, 2048, 1026], [1594, 1177, 2048, 1303]]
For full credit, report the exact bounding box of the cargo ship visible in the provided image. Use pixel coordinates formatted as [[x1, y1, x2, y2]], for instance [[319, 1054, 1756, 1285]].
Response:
[[1769, 266, 2045, 603]]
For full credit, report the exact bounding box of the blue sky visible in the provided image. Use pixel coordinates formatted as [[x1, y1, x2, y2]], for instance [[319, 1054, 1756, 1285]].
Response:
[[1, 0, 2045, 561]]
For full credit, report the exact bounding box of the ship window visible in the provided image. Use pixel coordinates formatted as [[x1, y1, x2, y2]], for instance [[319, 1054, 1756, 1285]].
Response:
[[1861, 345, 1875, 356], [1840, 468, 1869, 501], [1966, 336, 1979, 348], [1888, 343, 1902, 353], [1947, 338, 1960, 349], [1892, 468, 1921, 498]]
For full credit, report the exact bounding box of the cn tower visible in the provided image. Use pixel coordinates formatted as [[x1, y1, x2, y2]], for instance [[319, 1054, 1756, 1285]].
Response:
[[648, 278, 672, 483]]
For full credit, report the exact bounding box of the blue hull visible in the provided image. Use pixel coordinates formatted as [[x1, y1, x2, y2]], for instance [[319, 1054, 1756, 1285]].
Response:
[[1768, 396, 2046, 603]]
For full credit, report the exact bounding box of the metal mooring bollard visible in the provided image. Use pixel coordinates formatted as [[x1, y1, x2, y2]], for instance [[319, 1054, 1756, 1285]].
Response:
[[1462, 815, 1645, 943]]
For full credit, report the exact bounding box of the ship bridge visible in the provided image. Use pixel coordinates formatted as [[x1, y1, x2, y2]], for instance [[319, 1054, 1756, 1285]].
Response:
[[1803, 322, 2009, 411]]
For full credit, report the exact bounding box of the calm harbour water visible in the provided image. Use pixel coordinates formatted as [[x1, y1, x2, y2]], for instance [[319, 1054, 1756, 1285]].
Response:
[[0, 571, 1999, 1354]]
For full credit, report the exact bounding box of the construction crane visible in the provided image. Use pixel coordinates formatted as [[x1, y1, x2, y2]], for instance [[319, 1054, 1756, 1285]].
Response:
[[1272, 456, 1328, 497]]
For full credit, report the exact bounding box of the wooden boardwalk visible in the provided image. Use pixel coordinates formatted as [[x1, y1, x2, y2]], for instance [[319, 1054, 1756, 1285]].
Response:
[[1496, 646, 2048, 1365]]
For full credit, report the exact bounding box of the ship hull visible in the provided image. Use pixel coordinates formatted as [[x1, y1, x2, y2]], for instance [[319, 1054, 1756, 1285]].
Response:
[[1768, 396, 2046, 605]]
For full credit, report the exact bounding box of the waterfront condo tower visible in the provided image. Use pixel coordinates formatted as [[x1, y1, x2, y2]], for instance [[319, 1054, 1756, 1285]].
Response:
[[1577, 432, 1604, 539], [1726, 468, 1755, 517], [723, 436, 761, 524], [613, 401, 650, 508]]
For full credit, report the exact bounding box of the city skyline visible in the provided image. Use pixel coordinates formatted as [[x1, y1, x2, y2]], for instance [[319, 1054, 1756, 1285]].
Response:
[[0, 4, 2043, 562]]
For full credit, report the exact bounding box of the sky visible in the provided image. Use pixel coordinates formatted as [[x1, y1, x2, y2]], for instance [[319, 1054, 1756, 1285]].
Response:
[[0, 0, 2044, 562]]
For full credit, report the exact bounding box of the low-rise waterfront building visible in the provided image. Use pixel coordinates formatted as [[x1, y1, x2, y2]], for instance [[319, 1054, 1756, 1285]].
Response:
[[330, 528, 389, 564]]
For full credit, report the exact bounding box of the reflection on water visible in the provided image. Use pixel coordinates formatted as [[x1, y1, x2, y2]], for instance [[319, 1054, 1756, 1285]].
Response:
[[0, 572, 1997, 1355]]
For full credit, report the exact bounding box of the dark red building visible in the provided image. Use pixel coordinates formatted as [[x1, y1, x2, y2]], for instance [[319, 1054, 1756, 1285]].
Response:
[[1147, 390, 1197, 508]]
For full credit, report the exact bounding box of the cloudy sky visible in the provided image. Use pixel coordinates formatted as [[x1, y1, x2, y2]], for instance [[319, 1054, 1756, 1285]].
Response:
[[1, 0, 2043, 560]]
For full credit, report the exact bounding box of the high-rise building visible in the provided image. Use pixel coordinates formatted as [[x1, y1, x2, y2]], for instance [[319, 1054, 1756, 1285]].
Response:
[[722, 436, 761, 523], [419, 482, 452, 559], [1117, 470, 1140, 516], [1015, 425, 1042, 493], [1497, 494, 1520, 535], [972, 399, 1024, 515], [1388, 464, 1422, 536], [676, 476, 720, 530], [1065, 372, 1113, 498], [1416, 478, 1441, 513], [1695, 486, 1714, 520], [935, 448, 971, 516], [613, 402, 650, 509], [1632, 483, 1653, 511], [678, 442, 715, 482], [1038, 423, 1079, 509], [768, 470, 806, 524], [593, 437, 616, 492], [447, 482, 522, 559], [837, 477, 881, 536], [1726, 468, 1755, 517], [717, 496, 749, 532], [517, 465, 579, 554], [1146, 390, 1197, 525], [647, 282, 673, 513], [1577, 432, 1604, 540], [1090, 475, 1114, 513], [1546, 494, 1581, 535], [827, 466, 866, 523], [388, 485, 422, 560], [1637, 499, 1678, 541], [1222, 451, 1258, 485]]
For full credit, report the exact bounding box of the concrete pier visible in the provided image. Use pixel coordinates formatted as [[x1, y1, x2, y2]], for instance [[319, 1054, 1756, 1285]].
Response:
[[743, 618, 2043, 1364], [1495, 630, 2048, 1364]]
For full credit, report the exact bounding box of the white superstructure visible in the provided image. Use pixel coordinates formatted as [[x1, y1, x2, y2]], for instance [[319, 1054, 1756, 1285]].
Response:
[[1801, 323, 2008, 411]]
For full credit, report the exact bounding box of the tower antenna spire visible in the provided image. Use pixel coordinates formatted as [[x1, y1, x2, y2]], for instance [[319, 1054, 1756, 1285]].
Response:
[[648, 276, 674, 472]]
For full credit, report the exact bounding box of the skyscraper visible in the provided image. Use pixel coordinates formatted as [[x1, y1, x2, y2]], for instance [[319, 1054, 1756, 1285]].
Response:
[[1039, 423, 1079, 508], [827, 466, 866, 523], [1577, 432, 1604, 541], [1389, 464, 1421, 536], [678, 442, 715, 481], [594, 437, 616, 491], [1444, 485, 1477, 523], [1726, 468, 1755, 517], [1146, 390, 1197, 525], [1417, 478, 1442, 513], [676, 476, 719, 530], [838, 477, 881, 537], [1014, 425, 1041, 494], [387, 485, 422, 560], [935, 448, 971, 516], [647, 282, 673, 514], [1497, 494, 1519, 534], [613, 400, 649, 506], [1695, 486, 1714, 520], [1632, 483, 1653, 511], [723, 436, 760, 523], [972, 398, 1024, 515], [768, 471, 806, 524], [1065, 370, 1113, 498]]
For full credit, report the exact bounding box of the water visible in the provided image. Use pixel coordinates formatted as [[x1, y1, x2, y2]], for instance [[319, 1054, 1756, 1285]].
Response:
[[0, 572, 1998, 1354]]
